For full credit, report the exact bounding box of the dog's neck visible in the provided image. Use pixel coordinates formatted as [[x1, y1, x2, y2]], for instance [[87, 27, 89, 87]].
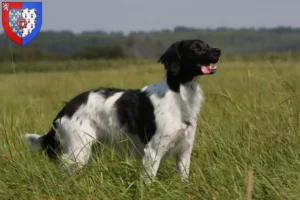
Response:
[[162, 75, 203, 125], [143, 76, 203, 124], [166, 73, 200, 93]]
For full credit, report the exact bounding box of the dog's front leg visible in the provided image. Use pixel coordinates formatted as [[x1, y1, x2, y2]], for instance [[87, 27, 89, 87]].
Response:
[[141, 144, 163, 184], [176, 125, 196, 181], [141, 133, 171, 184], [176, 149, 192, 181]]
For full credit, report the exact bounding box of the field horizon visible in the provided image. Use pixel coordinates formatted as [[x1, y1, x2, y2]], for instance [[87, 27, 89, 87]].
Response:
[[1, 59, 300, 199]]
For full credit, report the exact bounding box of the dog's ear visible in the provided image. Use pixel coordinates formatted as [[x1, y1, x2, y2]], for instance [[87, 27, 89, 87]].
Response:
[[158, 41, 183, 76]]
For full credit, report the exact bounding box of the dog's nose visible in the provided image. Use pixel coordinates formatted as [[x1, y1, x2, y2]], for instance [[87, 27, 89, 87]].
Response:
[[213, 48, 221, 56], [212, 48, 221, 56]]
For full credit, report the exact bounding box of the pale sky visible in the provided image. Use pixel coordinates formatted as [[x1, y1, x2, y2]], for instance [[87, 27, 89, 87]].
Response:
[[1, 0, 300, 34]]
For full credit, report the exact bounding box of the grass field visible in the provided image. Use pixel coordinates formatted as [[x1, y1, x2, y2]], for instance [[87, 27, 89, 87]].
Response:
[[0, 59, 300, 199]]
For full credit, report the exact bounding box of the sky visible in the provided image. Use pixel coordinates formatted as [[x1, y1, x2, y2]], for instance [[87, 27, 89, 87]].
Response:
[[1, 0, 300, 34]]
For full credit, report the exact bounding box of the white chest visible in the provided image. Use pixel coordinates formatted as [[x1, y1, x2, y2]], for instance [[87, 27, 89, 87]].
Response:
[[142, 78, 204, 153]]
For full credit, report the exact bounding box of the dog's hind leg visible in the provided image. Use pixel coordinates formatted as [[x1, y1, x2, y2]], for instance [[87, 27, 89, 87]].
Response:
[[59, 118, 97, 172]]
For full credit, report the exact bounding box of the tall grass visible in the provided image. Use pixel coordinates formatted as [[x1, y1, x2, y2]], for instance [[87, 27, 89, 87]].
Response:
[[0, 60, 300, 199], [0, 59, 154, 74]]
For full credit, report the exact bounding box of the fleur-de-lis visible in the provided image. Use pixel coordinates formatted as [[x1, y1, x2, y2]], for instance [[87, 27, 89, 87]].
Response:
[[2, 3, 9, 11], [11, 17, 17, 22], [16, 11, 21, 17]]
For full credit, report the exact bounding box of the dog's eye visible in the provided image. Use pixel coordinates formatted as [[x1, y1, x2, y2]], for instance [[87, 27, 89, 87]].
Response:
[[194, 46, 202, 51]]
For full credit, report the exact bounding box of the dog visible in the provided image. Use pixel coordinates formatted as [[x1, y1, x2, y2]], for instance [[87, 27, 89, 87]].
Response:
[[24, 39, 221, 182]]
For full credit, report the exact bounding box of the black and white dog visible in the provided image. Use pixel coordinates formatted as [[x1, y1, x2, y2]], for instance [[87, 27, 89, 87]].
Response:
[[24, 39, 221, 182]]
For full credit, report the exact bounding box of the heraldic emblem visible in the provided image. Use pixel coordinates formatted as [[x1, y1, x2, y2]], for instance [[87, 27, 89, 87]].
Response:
[[2, 2, 42, 46]]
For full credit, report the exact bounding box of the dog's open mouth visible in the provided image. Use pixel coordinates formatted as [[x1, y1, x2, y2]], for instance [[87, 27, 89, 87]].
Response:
[[198, 64, 217, 75]]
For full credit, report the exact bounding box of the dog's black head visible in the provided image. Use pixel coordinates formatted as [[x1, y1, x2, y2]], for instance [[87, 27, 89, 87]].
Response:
[[158, 39, 221, 91]]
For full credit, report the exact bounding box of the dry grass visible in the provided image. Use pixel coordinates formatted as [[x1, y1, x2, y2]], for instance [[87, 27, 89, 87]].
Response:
[[0, 60, 300, 199]]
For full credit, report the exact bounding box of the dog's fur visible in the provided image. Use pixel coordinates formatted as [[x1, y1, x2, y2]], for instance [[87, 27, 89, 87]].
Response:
[[24, 39, 221, 182]]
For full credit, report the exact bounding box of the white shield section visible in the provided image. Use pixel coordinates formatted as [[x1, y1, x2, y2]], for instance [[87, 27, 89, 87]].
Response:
[[21, 8, 37, 37]]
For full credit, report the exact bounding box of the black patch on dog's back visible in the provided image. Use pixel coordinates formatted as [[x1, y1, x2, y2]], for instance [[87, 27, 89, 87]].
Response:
[[115, 90, 156, 144], [54, 91, 90, 120], [53, 87, 124, 122], [94, 88, 125, 99]]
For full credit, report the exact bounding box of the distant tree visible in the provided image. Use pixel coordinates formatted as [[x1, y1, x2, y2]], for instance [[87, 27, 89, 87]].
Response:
[[1, 26, 300, 60], [72, 45, 126, 60]]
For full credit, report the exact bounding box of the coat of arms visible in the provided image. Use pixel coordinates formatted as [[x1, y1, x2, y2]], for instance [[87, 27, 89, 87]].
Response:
[[2, 2, 42, 46]]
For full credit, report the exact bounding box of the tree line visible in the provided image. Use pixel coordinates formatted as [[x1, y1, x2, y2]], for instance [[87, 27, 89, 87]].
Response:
[[0, 26, 300, 61]]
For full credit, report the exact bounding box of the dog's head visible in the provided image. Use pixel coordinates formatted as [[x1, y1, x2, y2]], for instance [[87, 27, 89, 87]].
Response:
[[158, 39, 221, 83]]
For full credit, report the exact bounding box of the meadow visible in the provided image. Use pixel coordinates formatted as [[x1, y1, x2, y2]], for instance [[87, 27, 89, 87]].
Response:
[[0, 59, 300, 199]]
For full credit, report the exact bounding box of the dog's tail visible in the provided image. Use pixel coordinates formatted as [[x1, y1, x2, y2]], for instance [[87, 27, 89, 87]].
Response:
[[24, 128, 61, 159]]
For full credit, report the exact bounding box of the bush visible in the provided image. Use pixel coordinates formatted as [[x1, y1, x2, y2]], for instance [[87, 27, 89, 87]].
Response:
[[72, 45, 127, 60]]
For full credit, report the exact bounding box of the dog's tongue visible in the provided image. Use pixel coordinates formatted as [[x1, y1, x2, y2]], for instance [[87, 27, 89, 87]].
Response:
[[200, 65, 217, 75], [201, 65, 212, 74]]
